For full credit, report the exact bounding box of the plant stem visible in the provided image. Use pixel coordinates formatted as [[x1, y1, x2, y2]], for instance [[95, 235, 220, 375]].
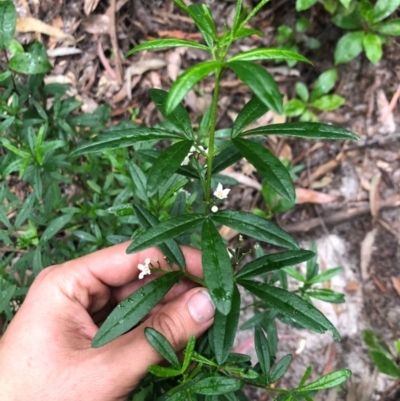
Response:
[[205, 67, 223, 204], [183, 272, 205, 287]]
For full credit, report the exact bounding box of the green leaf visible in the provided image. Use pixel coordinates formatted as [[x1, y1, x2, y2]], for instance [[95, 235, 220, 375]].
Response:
[[240, 122, 359, 140], [228, 48, 311, 64], [147, 365, 182, 378], [235, 250, 315, 279], [71, 127, 183, 156], [283, 267, 306, 282], [239, 280, 340, 340], [127, 214, 204, 253], [232, 0, 244, 34], [369, 350, 400, 376], [295, 82, 309, 103], [128, 161, 147, 202], [92, 271, 181, 347], [296, 0, 318, 11], [362, 329, 392, 357], [191, 377, 244, 395], [332, 11, 363, 29], [147, 140, 193, 196], [145, 327, 181, 369], [228, 61, 283, 114], [300, 369, 352, 391], [360, 0, 375, 23], [283, 99, 306, 117], [73, 231, 98, 243], [14, 193, 35, 229], [202, 219, 234, 315], [233, 137, 295, 203], [310, 94, 345, 111], [269, 354, 293, 382], [150, 89, 194, 140], [255, 326, 270, 376], [307, 266, 343, 284], [166, 61, 221, 114], [187, 4, 217, 47], [8, 51, 52, 75], [363, 33, 383, 64], [372, 0, 400, 22], [299, 366, 313, 387], [0, 284, 16, 313], [182, 335, 196, 372], [376, 19, 400, 36], [212, 210, 298, 250], [0, 206, 11, 229], [133, 205, 186, 269], [40, 214, 73, 243], [310, 69, 338, 101], [212, 284, 241, 364], [126, 39, 209, 57], [240, 0, 272, 28], [0, 0, 16, 50], [107, 204, 134, 216], [235, 27, 264, 39], [307, 289, 345, 304], [334, 31, 364, 65], [231, 97, 269, 138]]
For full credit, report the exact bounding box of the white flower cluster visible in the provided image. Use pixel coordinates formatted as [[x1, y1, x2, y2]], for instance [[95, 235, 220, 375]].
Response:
[[210, 183, 231, 213], [181, 145, 207, 166], [138, 258, 151, 279]]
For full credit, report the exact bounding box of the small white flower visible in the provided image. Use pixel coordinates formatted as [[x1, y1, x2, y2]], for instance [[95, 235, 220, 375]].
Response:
[[239, 235, 243, 242], [213, 183, 231, 200], [211, 205, 218, 213], [138, 257, 152, 279]]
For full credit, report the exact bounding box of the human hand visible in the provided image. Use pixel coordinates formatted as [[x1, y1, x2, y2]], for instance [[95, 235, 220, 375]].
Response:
[[0, 243, 215, 401]]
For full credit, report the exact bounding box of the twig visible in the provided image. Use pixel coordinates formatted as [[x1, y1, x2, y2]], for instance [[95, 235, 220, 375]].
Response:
[[283, 195, 400, 233], [0, 247, 28, 254], [379, 378, 400, 401], [109, 0, 123, 85], [97, 42, 117, 80], [381, 84, 400, 122]]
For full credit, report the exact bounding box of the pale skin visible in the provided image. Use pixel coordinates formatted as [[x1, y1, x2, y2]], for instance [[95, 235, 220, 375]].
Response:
[[0, 243, 215, 401]]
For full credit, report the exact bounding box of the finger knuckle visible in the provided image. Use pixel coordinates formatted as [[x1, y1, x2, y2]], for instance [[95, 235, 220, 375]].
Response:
[[151, 311, 186, 349]]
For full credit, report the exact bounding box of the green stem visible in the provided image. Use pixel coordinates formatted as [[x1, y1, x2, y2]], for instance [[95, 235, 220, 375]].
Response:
[[183, 271, 205, 287], [205, 67, 224, 204]]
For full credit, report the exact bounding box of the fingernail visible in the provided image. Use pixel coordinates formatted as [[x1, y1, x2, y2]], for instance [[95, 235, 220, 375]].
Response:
[[188, 290, 215, 324]]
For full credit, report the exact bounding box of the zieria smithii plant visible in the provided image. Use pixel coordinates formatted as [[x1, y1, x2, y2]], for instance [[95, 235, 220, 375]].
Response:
[[72, 0, 358, 399]]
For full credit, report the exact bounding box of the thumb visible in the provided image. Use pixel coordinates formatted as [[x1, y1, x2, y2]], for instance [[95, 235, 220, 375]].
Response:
[[113, 287, 215, 379]]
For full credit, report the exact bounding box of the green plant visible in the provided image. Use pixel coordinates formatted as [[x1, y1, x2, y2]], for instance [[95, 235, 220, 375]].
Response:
[[284, 69, 345, 122], [332, 0, 400, 64], [1, 0, 359, 399], [362, 330, 400, 377], [276, 18, 321, 67]]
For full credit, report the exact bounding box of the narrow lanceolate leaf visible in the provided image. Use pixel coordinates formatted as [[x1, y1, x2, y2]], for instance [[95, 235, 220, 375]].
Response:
[[269, 354, 293, 383], [126, 39, 209, 57], [377, 19, 400, 36], [127, 214, 204, 254], [240, 122, 359, 141], [0, 284, 16, 313], [150, 89, 193, 140], [40, 214, 73, 243], [255, 326, 270, 376], [362, 33, 382, 64], [231, 97, 269, 137], [212, 285, 241, 364], [228, 61, 283, 114], [368, 350, 400, 377], [235, 250, 315, 279], [133, 205, 186, 269], [147, 140, 193, 196], [191, 377, 244, 395], [0, 1, 17, 50], [239, 280, 340, 340], [372, 0, 400, 22], [14, 192, 35, 229], [166, 61, 221, 114], [144, 327, 181, 369], [212, 210, 298, 250], [232, 0, 243, 34], [235, 27, 264, 39], [299, 369, 352, 391], [147, 365, 181, 378], [307, 266, 343, 284], [228, 48, 311, 64], [92, 271, 181, 347], [128, 161, 147, 202], [71, 127, 183, 156], [8, 52, 52, 74], [334, 31, 364, 65], [202, 219, 234, 315], [233, 138, 295, 203], [187, 4, 217, 48]]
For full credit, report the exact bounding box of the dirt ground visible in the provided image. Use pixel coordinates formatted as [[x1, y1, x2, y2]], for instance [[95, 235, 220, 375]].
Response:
[[14, 0, 400, 399]]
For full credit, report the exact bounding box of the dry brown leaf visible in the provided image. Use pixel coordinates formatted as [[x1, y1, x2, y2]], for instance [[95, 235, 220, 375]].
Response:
[[156, 30, 203, 40], [376, 89, 396, 133], [301, 159, 338, 187], [345, 281, 360, 292], [360, 228, 377, 280], [371, 273, 389, 293], [166, 49, 184, 81], [221, 170, 261, 190], [391, 277, 400, 296], [279, 143, 292, 161], [295, 188, 338, 204], [82, 14, 110, 34], [16, 17, 74, 42], [84, 0, 101, 15], [219, 225, 238, 241], [185, 91, 212, 114], [369, 172, 381, 220]]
